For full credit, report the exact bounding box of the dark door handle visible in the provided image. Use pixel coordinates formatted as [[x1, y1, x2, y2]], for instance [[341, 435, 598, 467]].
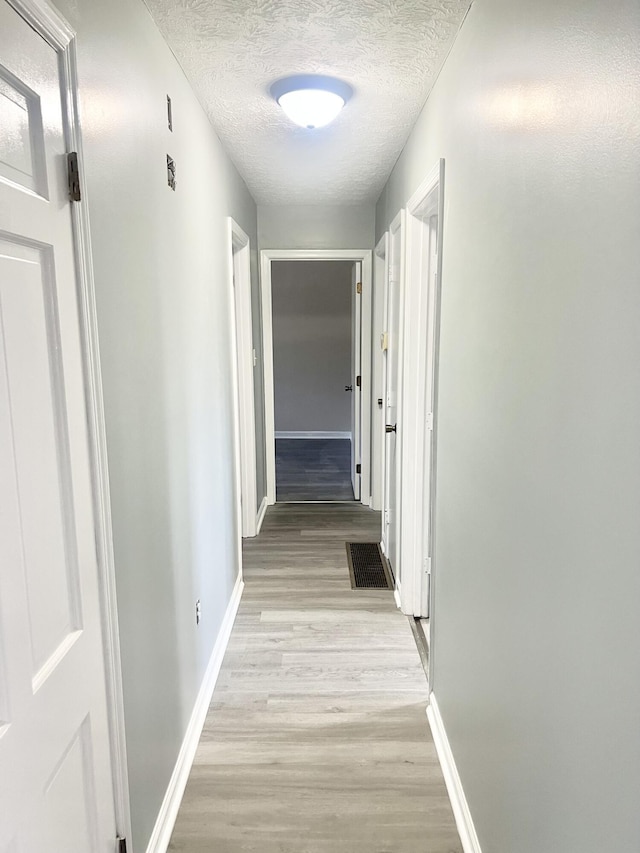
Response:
[[385, 424, 397, 433], [345, 385, 353, 392]]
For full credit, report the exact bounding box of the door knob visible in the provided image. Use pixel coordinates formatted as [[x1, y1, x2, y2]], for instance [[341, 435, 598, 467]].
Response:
[[385, 423, 397, 433], [345, 385, 353, 392]]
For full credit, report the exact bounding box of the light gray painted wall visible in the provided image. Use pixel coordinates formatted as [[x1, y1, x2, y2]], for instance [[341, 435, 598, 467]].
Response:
[[258, 204, 375, 249], [376, 0, 640, 851], [52, 0, 258, 848], [272, 261, 352, 433]]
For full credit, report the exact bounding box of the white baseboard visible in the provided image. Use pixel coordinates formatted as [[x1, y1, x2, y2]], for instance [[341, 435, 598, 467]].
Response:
[[275, 431, 351, 440], [256, 496, 268, 534], [145, 573, 244, 853], [426, 693, 482, 853], [393, 587, 401, 609]]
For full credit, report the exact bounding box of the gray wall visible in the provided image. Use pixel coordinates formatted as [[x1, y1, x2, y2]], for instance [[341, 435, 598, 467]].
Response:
[[376, 0, 640, 851], [258, 204, 375, 249], [52, 0, 259, 848], [272, 261, 352, 433]]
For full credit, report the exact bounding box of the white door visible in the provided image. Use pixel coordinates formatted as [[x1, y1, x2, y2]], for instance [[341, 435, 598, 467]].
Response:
[[382, 220, 403, 576], [350, 261, 362, 500], [0, 4, 118, 851]]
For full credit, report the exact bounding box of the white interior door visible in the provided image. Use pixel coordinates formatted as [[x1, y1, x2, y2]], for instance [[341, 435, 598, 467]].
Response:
[[0, 4, 118, 851], [350, 261, 362, 500], [382, 223, 402, 576]]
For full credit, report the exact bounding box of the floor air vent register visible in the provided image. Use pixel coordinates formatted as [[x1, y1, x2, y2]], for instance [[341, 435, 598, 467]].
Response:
[[345, 542, 394, 589]]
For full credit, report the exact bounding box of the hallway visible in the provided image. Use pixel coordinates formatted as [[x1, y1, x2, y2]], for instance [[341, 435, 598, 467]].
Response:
[[168, 504, 461, 852], [2, 0, 638, 849]]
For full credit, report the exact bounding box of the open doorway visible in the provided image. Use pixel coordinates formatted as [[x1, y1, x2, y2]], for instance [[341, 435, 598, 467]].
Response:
[[261, 249, 373, 506], [271, 261, 354, 501]]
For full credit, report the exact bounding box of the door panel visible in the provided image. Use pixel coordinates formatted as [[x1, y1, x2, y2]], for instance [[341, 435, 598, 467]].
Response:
[[0, 243, 82, 681], [0, 63, 47, 196], [39, 718, 100, 853], [0, 3, 117, 851]]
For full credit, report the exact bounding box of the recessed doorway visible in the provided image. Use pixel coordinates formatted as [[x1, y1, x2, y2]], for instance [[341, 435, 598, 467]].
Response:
[[273, 260, 355, 501], [261, 249, 373, 505]]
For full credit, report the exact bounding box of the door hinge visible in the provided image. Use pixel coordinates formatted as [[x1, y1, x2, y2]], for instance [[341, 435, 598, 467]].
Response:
[[116, 838, 127, 853], [356, 281, 362, 294], [67, 152, 81, 202], [356, 375, 361, 387], [426, 412, 433, 430], [356, 463, 361, 474]]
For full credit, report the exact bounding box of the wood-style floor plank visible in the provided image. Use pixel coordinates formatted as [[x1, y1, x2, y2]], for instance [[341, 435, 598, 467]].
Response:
[[168, 503, 462, 853]]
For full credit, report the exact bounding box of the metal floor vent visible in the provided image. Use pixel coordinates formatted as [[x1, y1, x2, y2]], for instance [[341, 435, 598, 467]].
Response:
[[346, 542, 393, 589]]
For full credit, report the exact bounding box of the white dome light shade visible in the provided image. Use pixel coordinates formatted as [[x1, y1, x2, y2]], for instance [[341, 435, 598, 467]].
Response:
[[278, 89, 345, 129], [271, 75, 353, 129]]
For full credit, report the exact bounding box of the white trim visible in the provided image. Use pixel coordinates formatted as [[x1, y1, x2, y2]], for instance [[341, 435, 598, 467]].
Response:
[[256, 496, 268, 534], [399, 161, 443, 619], [6, 0, 132, 842], [381, 210, 406, 587], [393, 587, 402, 610], [407, 162, 442, 216], [65, 44, 133, 840], [427, 693, 483, 853], [371, 233, 389, 512], [7, 0, 73, 48], [260, 251, 277, 504], [360, 253, 373, 507], [228, 218, 258, 538], [260, 249, 373, 506], [275, 430, 351, 440], [145, 574, 244, 853]]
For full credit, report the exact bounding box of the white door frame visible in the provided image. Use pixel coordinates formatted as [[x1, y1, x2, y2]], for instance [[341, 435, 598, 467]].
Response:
[[227, 218, 258, 537], [371, 234, 388, 512], [6, 0, 131, 842], [382, 211, 406, 609], [350, 260, 363, 501], [260, 249, 373, 505], [400, 161, 445, 631]]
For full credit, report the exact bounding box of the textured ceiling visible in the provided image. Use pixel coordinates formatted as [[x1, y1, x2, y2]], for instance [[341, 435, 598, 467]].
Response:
[[145, 0, 472, 204]]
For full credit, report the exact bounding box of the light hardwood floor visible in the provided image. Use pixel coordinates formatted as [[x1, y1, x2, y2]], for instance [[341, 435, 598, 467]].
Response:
[[168, 503, 462, 853]]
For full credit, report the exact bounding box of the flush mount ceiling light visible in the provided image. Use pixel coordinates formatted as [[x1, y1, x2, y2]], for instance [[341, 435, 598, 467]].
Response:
[[271, 75, 353, 129]]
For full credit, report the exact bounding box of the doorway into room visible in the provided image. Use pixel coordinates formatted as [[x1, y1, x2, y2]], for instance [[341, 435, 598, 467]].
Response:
[[261, 250, 373, 504], [273, 260, 355, 501]]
